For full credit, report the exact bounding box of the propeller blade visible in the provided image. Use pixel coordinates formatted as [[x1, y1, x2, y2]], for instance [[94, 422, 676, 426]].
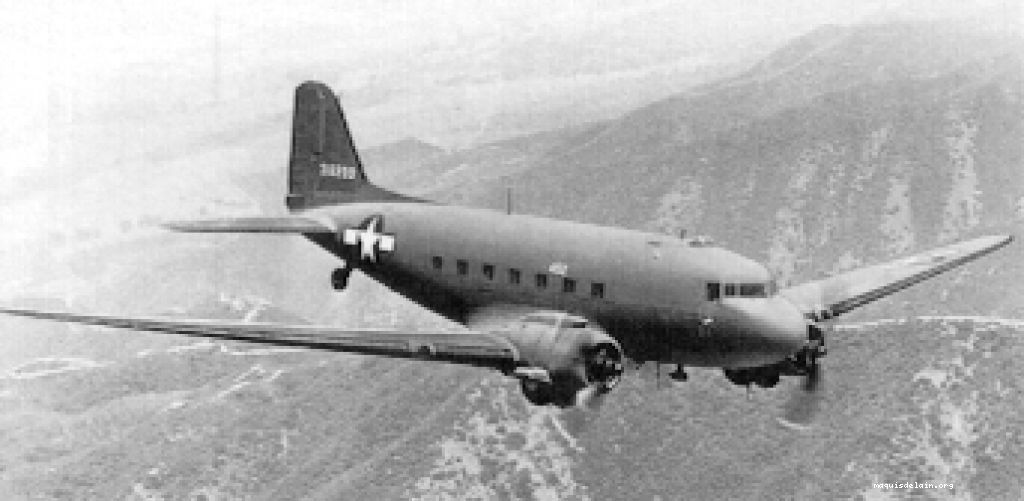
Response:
[[781, 362, 825, 428], [573, 384, 606, 411], [804, 361, 822, 392], [560, 384, 609, 437]]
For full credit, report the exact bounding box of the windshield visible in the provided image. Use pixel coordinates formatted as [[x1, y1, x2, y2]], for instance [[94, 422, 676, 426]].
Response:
[[714, 282, 769, 298]]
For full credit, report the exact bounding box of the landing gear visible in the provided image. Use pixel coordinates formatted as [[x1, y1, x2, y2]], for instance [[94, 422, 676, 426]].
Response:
[[668, 365, 689, 382], [331, 267, 351, 290]]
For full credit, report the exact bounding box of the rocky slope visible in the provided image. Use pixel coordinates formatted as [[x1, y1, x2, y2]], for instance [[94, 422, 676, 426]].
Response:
[[2, 314, 1022, 499]]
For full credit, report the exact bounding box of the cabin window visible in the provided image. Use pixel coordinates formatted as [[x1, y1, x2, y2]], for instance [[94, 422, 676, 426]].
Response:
[[591, 282, 605, 299], [509, 268, 521, 285], [724, 283, 736, 296], [706, 282, 721, 301], [431, 256, 443, 270], [456, 260, 468, 276], [535, 273, 548, 288], [482, 263, 495, 280], [562, 278, 576, 293], [740, 283, 766, 297]]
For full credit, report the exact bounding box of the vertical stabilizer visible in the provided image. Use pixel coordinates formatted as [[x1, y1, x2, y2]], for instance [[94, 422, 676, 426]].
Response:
[[286, 81, 418, 211]]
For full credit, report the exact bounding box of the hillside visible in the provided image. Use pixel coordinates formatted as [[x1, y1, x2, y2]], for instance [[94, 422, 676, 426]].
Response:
[[2, 315, 1022, 499], [380, 21, 1024, 320]]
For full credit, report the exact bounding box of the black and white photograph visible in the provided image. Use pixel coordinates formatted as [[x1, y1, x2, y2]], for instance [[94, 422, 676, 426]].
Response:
[[0, 1, 1021, 499]]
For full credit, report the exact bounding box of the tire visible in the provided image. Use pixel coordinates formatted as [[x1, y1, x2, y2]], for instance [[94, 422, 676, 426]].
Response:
[[331, 268, 350, 290]]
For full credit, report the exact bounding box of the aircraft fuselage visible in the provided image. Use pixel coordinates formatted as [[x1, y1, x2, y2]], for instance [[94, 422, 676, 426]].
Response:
[[307, 202, 807, 368]]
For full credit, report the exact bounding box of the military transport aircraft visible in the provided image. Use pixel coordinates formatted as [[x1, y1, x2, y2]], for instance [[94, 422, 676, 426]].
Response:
[[0, 81, 1012, 414]]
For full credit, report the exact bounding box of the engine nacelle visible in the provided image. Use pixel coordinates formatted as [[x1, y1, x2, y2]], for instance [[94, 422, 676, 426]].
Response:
[[501, 313, 623, 407], [723, 322, 827, 389], [723, 365, 781, 388]]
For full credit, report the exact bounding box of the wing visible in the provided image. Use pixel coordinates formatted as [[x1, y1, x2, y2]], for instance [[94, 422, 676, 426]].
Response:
[[779, 235, 1013, 320], [0, 306, 519, 369], [163, 215, 334, 234]]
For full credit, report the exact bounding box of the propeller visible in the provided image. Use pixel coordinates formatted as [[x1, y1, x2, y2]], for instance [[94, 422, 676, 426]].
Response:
[[573, 344, 622, 411], [781, 346, 826, 428], [585, 344, 624, 391], [561, 380, 610, 438], [573, 384, 607, 410], [559, 344, 621, 438]]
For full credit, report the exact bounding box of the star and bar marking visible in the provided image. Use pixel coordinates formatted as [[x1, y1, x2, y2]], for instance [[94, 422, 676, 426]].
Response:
[[342, 215, 395, 263]]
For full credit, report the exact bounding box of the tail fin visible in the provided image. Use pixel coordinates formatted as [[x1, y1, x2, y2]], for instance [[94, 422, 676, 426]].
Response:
[[285, 81, 419, 211]]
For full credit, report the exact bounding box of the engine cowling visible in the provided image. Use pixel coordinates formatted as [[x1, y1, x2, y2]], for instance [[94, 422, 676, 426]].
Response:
[[723, 322, 827, 389], [502, 315, 624, 407], [723, 365, 781, 388]]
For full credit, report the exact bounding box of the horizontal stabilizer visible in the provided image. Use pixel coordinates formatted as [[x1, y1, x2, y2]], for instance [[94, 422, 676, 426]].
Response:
[[163, 216, 334, 234]]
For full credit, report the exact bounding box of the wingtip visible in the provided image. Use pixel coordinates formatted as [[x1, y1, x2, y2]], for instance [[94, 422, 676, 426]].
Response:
[[988, 234, 1014, 248], [963, 234, 1014, 257], [969, 234, 1014, 249]]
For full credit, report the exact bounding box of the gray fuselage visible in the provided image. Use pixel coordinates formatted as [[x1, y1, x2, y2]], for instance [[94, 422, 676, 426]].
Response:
[[308, 203, 807, 368]]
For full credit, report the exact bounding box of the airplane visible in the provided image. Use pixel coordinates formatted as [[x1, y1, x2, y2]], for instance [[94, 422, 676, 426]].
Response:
[[0, 81, 1012, 413]]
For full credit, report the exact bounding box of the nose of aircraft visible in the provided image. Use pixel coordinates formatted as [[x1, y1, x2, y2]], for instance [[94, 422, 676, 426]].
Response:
[[720, 296, 808, 361]]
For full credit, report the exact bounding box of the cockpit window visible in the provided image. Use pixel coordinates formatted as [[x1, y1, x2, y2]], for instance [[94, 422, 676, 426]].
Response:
[[721, 282, 769, 298]]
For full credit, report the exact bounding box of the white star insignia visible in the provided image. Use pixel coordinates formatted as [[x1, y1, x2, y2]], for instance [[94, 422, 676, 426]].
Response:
[[342, 215, 395, 263]]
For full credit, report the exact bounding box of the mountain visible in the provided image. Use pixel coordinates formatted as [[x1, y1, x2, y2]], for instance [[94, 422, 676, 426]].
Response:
[[384, 21, 1024, 320], [362, 138, 445, 188], [363, 137, 444, 163], [1, 20, 1023, 500]]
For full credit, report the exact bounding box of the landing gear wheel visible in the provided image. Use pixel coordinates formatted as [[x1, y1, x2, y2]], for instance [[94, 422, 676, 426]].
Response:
[[520, 379, 553, 406], [331, 267, 351, 291], [668, 365, 688, 382]]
